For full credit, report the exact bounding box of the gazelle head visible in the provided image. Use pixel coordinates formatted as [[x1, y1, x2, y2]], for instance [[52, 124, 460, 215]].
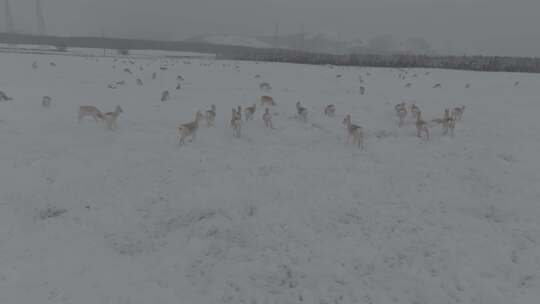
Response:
[[115, 105, 124, 114], [211, 104, 216, 112]]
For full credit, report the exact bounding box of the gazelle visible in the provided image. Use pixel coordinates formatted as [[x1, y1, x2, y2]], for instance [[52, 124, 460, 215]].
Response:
[[452, 105, 465, 121], [205, 105, 216, 127], [244, 104, 256, 121], [42, 96, 52, 108], [260, 96, 276, 107], [78, 106, 104, 123], [410, 103, 421, 120], [102, 105, 124, 130], [0, 91, 13, 101], [177, 111, 203, 146], [231, 108, 242, 137], [342, 114, 364, 149], [161, 90, 170, 102], [359, 86, 366, 95], [442, 108, 456, 136], [263, 108, 273, 129], [324, 104, 336, 117], [296, 101, 308, 122], [395, 102, 407, 127], [415, 111, 430, 140]]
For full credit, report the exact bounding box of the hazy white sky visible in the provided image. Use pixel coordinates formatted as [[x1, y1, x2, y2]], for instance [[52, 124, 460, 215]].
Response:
[[4, 0, 540, 56]]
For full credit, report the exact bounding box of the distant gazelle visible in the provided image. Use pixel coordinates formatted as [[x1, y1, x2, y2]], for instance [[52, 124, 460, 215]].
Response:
[[342, 114, 364, 149], [177, 111, 203, 146], [102, 106, 124, 130]]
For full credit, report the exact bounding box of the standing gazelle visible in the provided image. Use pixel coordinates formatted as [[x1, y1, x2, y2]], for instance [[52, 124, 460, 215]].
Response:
[[395, 102, 407, 127], [231, 107, 242, 137], [415, 110, 430, 140], [410, 103, 421, 120], [244, 104, 256, 121], [263, 108, 273, 129], [205, 105, 216, 127], [296, 101, 308, 122], [177, 111, 204, 146], [342, 114, 364, 149], [324, 104, 336, 117], [442, 108, 456, 136], [452, 105, 465, 121], [103, 105, 124, 130]]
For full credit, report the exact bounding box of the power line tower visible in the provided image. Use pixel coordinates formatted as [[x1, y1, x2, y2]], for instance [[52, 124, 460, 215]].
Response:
[[35, 0, 47, 36], [273, 23, 279, 49], [4, 0, 14, 33], [299, 23, 305, 51]]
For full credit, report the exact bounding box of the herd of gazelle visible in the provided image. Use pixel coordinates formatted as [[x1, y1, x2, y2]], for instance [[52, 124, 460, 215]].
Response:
[[77, 95, 465, 149], [73, 58, 470, 149], [395, 102, 465, 140]]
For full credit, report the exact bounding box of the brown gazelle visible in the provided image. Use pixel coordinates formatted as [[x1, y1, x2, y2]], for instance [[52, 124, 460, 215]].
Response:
[[205, 105, 216, 127], [452, 105, 465, 121], [395, 102, 407, 127], [263, 108, 273, 129], [442, 108, 456, 136], [260, 96, 276, 107], [42, 96, 52, 108], [244, 104, 256, 121], [410, 103, 421, 120], [342, 114, 364, 149], [103, 105, 124, 130], [415, 110, 430, 140], [177, 111, 204, 146], [231, 107, 242, 137], [78, 106, 104, 123], [296, 101, 308, 122], [324, 104, 336, 117]]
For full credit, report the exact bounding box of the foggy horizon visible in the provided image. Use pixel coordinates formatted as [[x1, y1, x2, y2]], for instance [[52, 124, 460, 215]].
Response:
[[3, 0, 540, 57]]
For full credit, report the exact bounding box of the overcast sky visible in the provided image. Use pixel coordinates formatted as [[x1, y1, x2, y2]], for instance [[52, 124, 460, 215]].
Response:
[[3, 0, 540, 56]]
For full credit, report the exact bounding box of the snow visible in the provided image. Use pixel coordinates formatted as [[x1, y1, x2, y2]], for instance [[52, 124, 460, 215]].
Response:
[[1, 52, 539, 304]]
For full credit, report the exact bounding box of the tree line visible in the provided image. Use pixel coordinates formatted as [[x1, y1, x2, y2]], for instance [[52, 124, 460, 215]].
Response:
[[1, 32, 540, 73]]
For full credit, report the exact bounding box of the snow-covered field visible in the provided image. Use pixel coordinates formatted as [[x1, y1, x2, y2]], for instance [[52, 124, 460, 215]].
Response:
[[1, 52, 539, 304]]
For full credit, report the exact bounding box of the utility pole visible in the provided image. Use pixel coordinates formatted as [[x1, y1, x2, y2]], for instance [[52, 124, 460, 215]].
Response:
[[101, 29, 106, 56], [300, 23, 305, 52], [36, 0, 47, 36], [4, 0, 14, 33], [273, 23, 279, 50]]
